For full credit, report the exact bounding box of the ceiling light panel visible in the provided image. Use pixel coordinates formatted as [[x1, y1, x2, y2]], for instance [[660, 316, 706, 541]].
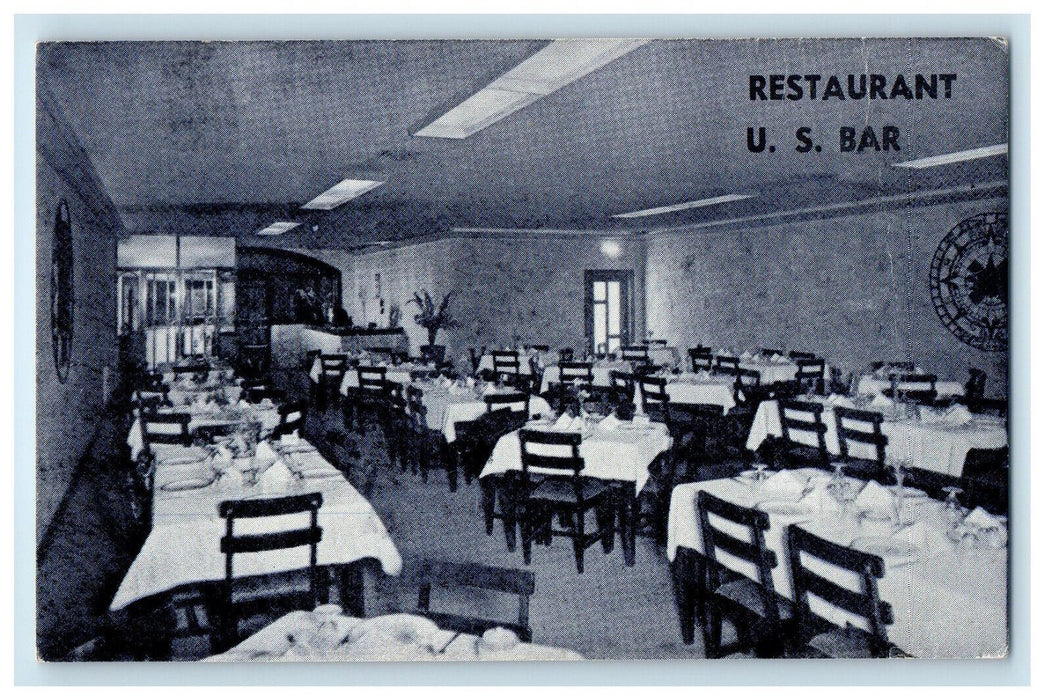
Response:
[[414, 38, 650, 139], [256, 221, 301, 236], [612, 194, 754, 219], [893, 144, 1008, 169], [302, 179, 384, 210]]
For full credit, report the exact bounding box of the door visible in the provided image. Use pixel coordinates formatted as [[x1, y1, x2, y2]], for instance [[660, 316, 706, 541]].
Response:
[[584, 270, 634, 355]]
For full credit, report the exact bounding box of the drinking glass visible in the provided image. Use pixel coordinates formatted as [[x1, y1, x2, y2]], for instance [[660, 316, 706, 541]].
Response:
[[828, 462, 851, 506], [941, 486, 966, 528]]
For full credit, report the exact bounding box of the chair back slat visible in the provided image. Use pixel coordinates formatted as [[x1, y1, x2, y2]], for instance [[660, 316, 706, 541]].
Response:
[[558, 348, 574, 362], [219, 492, 323, 518], [887, 373, 937, 404], [786, 524, 893, 654], [220, 527, 322, 554], [142, 411, 193, 446], [518, 429, 584, 475], [558, 361, 594, 386], [789, 351, 816, 360], [319, 354, 348, 380], [715, 355, 740, 371], [622, 345, 649, 364], [777, 399, 828, 454], [795, 358, 827, 394], [689, 347, 714, 372], [485, 392, 529, 414], [357, 365, 388, 392]]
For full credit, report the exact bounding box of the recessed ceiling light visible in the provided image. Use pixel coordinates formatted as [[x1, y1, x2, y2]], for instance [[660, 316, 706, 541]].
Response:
[[302, 179, 384, 210], [413, 39, 650, 139], [612, 194, 754, 219], [893, 144, 1007, 169], [256, 221, 301, 236]]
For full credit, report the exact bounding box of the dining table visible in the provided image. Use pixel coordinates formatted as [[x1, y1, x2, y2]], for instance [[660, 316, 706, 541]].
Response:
[[665, 469, 1008, 658], [414, 382, 552, 442], [476, 349, 560, 376], [538, 359, 633, 393], [203, 609, 585, 662], [127, 402, 282, 461], [746, 394, 1008, 478], [479, 417, 672, 565], [856, 374, 966, 399], [109, 439, 403, 613], [656, 372, 739, 414]]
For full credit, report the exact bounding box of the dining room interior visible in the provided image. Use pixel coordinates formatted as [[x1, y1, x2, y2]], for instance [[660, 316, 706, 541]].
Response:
[[34, 38, 1010, 663]]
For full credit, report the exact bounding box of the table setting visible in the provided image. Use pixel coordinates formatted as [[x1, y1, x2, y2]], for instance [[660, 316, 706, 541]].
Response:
[[746, 393, 1007, 479], [412, 377, 552, 442], [204, 607, 584, 662], [666, 466, 1008, 657], [127, 398, 282, 461], [856, 365, 965, 399], [110, 436, 403, 612]]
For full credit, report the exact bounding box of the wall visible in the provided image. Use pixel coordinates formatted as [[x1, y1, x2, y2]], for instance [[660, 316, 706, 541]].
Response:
[[296, 232, 647, 370], [645, 196, 1009, 397], [36, 85, 125, 542]]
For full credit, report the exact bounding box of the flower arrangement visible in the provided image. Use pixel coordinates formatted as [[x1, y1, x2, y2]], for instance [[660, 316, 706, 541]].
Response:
[[406, 290, 459, 346]]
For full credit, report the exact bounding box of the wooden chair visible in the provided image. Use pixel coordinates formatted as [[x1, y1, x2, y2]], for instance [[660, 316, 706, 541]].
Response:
[[558, 347, 575, 363], [484, 391, 530, 414], [409, 559, 536, 642], [689, 347, 715, 373], [886, 373, 938, 405], [212, 492, 326, 652], [696, 492, 794, 658], [832, 407, 890, 482], [141, 411, 193, 448], [492, 350, 521, 380], [788, 351, 816, 360], [622, 345, 650, 365], [466, 410, 530, 551], [517, 430, 617, 574], [419, 344, 447, 366], [404, 384, 458, 491], [272, 400, 306, 439], [346, 365, 388, 431], [786, 524, 898, 658], [133, 389, 171, 415], [608, 370, 637, 419], [530, 344, 550, 352], [795, 358, 826, 395], [645, 338, 669, 347], [774, 399, 830, 470], [961, 446, 1008, 515], [243, 382, 286, 405], [316, 354, 348, 410], [715, 355, 740, 372]]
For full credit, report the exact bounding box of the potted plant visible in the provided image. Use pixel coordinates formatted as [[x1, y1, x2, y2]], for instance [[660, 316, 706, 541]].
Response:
[[407, 290, 459, 363]]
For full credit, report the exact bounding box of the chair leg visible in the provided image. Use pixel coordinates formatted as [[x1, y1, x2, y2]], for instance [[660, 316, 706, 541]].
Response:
[[482, 479, 496, 535], [600, 494, 616, 553], [443, 444, 458, 492], [703, 605, 723, 658], [619, 486, 637, 567], [521, 508, 533, 565], [671, 554, 698, 645]]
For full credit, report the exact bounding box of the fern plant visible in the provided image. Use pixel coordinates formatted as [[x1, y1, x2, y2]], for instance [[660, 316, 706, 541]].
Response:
[[406, 290, 459, 346]]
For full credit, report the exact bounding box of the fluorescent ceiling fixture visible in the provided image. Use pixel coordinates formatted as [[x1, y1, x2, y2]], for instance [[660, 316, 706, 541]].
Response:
[[893, 144, 1007, 169], [256, 221, 301, 236], [302, 179, 384, 210], [612, 194, 754, 219], [414, 38, 650, 139]]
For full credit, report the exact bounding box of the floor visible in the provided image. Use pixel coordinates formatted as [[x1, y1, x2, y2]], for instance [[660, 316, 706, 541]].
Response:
[[36, 369, 746, 661]]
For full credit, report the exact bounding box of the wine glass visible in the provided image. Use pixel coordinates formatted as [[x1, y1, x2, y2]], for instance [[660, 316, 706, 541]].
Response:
[[828, 461, 852, 506], [941, 486, 966, 528]]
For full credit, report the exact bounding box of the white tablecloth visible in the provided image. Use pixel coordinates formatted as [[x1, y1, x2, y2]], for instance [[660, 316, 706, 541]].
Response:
[[161, 366, 235, 386], [666, 472, 1007, 658], [110, 441, 402, 610], [416, 386, 552, 442], [661, 373, 738, 414], [204, 610, 584, 662], [856, 374, 966, 398], [127, 405, 282, 461], [339, 366, 420, 395], [479, 422, 672, 495], [738, 359, 801, 385], [746, 397, 1008, 478]]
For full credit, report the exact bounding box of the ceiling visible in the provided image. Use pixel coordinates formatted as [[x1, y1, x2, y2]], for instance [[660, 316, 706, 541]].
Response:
[[39, 38, 1008, 246]]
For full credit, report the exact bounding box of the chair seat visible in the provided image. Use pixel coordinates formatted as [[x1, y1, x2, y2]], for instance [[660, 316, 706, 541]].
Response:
[[528, 477, 609, 504], [714, 578, 794, 621], [807, 626, 886, 658]]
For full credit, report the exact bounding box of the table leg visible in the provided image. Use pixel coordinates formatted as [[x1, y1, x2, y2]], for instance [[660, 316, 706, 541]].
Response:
[[619, 482, 636, 567], [671, 548, 700, 645], [339, 562, 365, 617]]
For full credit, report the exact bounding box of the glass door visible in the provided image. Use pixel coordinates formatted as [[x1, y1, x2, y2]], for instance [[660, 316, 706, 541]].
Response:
[[585, 270, 634, 355]]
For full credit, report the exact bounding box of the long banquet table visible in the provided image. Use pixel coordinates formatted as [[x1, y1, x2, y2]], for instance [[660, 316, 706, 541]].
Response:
[[126, 403, 282, 461], [746, 395, 1008, 478], [665, 470, 1008, 658], [205, 610, 584, 662], [110, 440, 402, 612]]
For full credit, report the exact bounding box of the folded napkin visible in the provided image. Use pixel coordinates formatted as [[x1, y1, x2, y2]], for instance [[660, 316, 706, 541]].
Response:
[[215, 444, 234, 463], [238, 399, 251, 409], [740, 351, 753, 361], [962, 507, 1008, 548], [548, 413, 571, 430], [761, 470, 807, 501], [869, 393, 895, 409], [942, 404, 973, 427], [854, 480, 896, 517], [771, 353, 784, 362], [918, 406, 942, 424], [828, 394, 856, 408], [482, 383, 498, 396], [597, 413, 621, 431], [892, 520, 951, 555], [257, 460, 293, 489], [280, 431, 301, 445], [466, 377, 477, 389], [441, 377, 454, 388], [963, 506, 1004, 530], [568, 416, 585, 431], [799, 483, 840, 513]]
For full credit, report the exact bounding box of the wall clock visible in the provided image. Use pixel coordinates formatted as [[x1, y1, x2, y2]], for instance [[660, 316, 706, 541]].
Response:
[[928, 212, 1008, 352], [50, 199, 74, 382]]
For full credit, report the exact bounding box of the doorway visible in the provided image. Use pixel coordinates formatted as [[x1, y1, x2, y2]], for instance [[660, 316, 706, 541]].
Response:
[[584, 270, 634, 355]]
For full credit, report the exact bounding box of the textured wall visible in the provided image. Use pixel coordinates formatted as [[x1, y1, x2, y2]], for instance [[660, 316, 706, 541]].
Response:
[[645, 197, 1009, 397], [36, 85, 125, 542], [298, 232, 646, 369]]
